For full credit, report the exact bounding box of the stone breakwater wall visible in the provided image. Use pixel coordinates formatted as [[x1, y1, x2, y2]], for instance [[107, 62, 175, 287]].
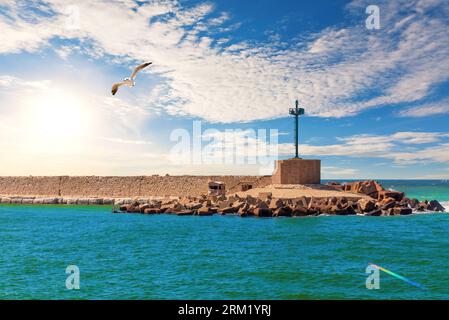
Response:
[[118, 180, 446, 217], [0, 175, 272, 198]]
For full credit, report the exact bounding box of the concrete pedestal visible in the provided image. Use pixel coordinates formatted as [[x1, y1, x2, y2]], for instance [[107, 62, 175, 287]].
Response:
[[272, 158, 321, 185]]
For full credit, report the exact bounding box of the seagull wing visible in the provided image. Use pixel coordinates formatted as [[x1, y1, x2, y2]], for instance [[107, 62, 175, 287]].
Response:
[[130, 61, 152, 80], [111, 81, 126, 95]]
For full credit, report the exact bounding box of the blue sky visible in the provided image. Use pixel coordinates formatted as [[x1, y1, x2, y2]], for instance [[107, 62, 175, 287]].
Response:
[[1, 0, 449, 178]]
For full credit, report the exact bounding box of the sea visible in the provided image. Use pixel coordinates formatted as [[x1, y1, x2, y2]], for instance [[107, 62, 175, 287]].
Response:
[[1, 180, 448, 299]]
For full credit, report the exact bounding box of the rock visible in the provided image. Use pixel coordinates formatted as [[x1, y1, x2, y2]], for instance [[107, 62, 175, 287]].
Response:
[[352, 180, 384, 197], [21, 198, 34, 204], [294, 196, 309, 208], [11, 197, 23, 204], [378, 190, 404, 202], [326, 182, 343, 190], [231, 201, 246, 211], [33, 198, 44, 204], [269, 198, 284, 210], [77, 198, 89, 205], [239, 211, 248, 217], [218, 207, 235, 215], [358, 199, 376, 212], [364, 209, 382, 216], [292, 205, 309, 216], [380, 200, 397, 210], [417, 201, 429, 211], [197, 207, 215, 216], [139, 204, 151, 212], [273, 206, 292, 217], [88, 198, 103, 205], [253, 208, 272, 217], [381, 208, 395, 216], [103, 198, 114, 205], [66, 198, 78, 205], [393, 207, 413, 215], [186, 202, 202, 210], [176, 210, 194, 216], [408, 198, 420, 208], [43, 197, 58, 204], [144, 208, 161, 214], [245, 195, 258, 205], [0, 197, 11, 204], [255, 201, 269, 209], [428, 200, 445, 212], [161, 203, 184, 213]]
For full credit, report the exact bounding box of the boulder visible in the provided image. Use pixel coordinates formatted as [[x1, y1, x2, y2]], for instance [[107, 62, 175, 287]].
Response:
[[0, 197, 11, 204], [231, 201, 246, 211], [11, 197, 23, 204], [358, 199, 376, 212], [245, 195, 258, 205], [380, 200, 397, 211], [176, 210, 194, 216], [33, 198, 45, 204], [408, 198, 420, 208], [352, 180, 384, 197], [378, 190, 404, 202], [381, 208, 395, 216], [103, 198, 115, 205], [364, 209, 382, 216], [326, 182, 343, 190], [273, 206, 292, 217], [393, 207, 413, 215], [218, 207, 235, 215], [186, 202, 202, 210], [197, 207, 215, 216], [21, 198, 34, 204], [417, 201, 429, 211], [269, 198, 284, 210], [43, 198, 58, 204], [138, 203, 151, 212], [253, 208, 272, 217], [256, 201, 269, 209], [291, 205, 309, 216], [428, 200, 445, 212], [144, 208, 162, 214]]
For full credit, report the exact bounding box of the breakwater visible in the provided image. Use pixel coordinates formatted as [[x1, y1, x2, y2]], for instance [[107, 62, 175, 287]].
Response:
[[118, 180, 446, 217], [0, 175, 272, 198]]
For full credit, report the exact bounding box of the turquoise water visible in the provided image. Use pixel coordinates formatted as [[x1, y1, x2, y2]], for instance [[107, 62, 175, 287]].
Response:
[[1, 180, 449, 300]]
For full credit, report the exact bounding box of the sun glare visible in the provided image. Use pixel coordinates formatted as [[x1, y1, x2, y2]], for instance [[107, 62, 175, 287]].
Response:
[[24, 88, 91, 153]]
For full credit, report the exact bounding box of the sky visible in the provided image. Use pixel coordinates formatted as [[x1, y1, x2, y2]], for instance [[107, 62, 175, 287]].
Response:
[[1, 0, 449, 179]]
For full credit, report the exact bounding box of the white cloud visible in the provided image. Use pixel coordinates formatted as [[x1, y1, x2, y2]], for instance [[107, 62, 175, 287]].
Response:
[[399, 100, 449, 117], [277, 131, 449, 165], [0, 0, 448, 123]]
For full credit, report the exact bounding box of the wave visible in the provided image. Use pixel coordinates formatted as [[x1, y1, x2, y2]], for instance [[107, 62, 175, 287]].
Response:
[[440, 201, 449, 212]]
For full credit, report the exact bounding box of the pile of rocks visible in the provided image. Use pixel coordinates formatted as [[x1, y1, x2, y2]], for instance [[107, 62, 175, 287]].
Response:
[[117, 181, 446, 217]]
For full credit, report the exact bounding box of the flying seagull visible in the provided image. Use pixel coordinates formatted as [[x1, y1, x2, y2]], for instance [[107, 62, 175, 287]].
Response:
[[111, 62, 152, 95]]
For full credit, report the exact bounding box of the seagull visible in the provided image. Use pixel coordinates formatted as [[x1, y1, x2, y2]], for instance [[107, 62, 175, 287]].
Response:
[[111, 61, 152, 95]]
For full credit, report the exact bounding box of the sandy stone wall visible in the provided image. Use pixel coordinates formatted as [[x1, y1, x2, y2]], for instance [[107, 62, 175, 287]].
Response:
[[0, 175, 272, 197], [272, 159, 321, 184]]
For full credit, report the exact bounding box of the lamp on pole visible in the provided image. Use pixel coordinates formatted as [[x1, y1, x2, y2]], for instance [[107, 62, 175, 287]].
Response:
[[289, 100, 305, 158]]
